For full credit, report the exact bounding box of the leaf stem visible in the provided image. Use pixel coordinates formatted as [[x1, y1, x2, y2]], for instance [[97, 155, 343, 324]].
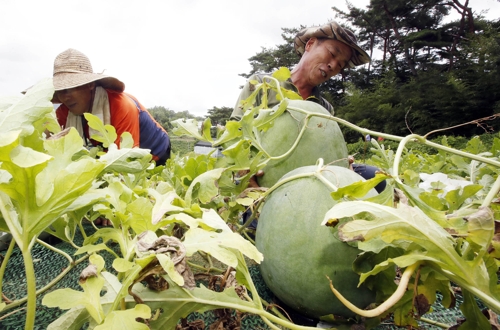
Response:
[[21, 248, 37, 330], [482, 174, 500, 207], [418, 317, 450, 329], [186, 260, 225, 274]]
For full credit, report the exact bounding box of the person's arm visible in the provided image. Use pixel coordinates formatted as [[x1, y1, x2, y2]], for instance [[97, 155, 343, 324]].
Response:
[[108, 92, 141, 148]]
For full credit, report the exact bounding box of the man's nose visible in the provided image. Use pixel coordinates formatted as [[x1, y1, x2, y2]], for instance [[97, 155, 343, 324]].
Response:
[[328, 61, 340, 70]]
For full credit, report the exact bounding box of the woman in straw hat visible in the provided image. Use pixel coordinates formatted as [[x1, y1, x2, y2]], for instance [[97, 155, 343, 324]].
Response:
[[52, 48, 171, 166]]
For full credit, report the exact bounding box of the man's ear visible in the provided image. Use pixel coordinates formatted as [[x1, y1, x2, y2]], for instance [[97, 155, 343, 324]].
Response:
[[305, 37, 318, 51], [88, 82, 96, 91]]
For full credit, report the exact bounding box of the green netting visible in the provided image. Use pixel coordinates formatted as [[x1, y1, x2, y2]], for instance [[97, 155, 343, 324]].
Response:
[[0, 225, 471, 329]]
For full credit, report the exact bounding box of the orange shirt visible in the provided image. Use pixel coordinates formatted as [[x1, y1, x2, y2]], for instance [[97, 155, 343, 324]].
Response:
[[56, 89, 170, 163]]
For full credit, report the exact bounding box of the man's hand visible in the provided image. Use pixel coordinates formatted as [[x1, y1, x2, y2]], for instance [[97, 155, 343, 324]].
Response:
[[94, 217, 112, 226], [248, 170, 265, 188], [238, 170, 265, 188]]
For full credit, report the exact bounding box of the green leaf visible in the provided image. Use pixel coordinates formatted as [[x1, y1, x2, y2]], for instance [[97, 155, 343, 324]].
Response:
[[395, 181, 448, 226], [324, 201, 500, 313], [212, 120, 242, 146], [444, 184, 483, 212], [156, 253, 184, 286], [83, 228, 129, 258], [183, 227, 263, 267], [120, 132, 134, 149], [137, 281, 258, 330], [252, 99, 288, 131], [112, 258, 136, 273], [172, 118, 205, 141], [201, 118, 213, 142], [85, 113, 117, 147], [271, 67, 291, 81], [37, 128, 87, 206], [464, 206, 495, 254], [43, 255, 106, 324], [99, 144, 152, 173], [459, 289, 491, 330], [125, 197, 156, 234], [0, 78, 54, 137], [148, 189, 183, 225], [46, 272, 123, 330], [185, 168, 225, 206], [94, 304, 151, 330], [75, 243, 118, 258], [331, 172, 389, 200], [10, 144, 53, 168]]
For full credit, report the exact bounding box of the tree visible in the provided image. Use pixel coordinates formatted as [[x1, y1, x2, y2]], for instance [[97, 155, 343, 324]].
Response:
[[148, 106, 173, 130], [148, 106, 205, 131], [206, 106, 233, 126], [239, 27, 301, 80]]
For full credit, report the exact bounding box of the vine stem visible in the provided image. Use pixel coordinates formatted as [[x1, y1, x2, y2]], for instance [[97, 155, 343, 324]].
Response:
[[0, 239, 16, 302], [36, 238, 74, 265], [419, 317, 450, 329], [328, 262, 420, 318], [285, 109, 500, 170], [0, 307, 26, 321], [261, 76, 285, 101], [392, 134, 422, 181]]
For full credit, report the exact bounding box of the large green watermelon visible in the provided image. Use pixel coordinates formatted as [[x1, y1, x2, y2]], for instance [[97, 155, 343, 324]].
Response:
[[255, 165, 376, 319], [256, 100, 348, 188]]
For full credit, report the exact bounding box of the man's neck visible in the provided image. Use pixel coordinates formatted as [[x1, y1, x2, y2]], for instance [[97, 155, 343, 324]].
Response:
[[290, 68, 313, 100]]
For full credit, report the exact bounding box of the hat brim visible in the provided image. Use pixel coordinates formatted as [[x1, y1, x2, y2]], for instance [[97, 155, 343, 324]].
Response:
[[51, 73, 125, 103], [294, 21, 371, 68]]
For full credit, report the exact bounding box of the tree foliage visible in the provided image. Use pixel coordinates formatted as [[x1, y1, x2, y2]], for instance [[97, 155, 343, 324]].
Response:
[[147, 106, 204, 132], [205, 106, 233, 126]]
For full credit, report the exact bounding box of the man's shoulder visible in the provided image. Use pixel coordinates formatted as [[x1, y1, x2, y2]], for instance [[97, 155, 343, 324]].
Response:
[[247, 72, 295, 89]]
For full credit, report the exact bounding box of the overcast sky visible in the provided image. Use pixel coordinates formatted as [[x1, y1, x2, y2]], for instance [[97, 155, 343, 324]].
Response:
[[1, 0, 498, 117]]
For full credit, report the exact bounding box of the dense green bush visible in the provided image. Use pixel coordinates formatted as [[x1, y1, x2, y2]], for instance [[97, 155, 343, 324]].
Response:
[[346, 133, 499, 162], [170, 137, 195, 156]]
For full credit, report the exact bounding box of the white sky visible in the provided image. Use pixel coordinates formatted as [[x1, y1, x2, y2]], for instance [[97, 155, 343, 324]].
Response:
[[0, 0, 498, 117]]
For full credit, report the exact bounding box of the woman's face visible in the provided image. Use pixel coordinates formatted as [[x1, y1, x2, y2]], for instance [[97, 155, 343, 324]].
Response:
[[55, 83, 94, 116]]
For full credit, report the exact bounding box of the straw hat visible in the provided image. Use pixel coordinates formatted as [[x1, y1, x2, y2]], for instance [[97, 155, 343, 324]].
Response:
[[52, 48, 124, 102], [294, 21, 370, 68]]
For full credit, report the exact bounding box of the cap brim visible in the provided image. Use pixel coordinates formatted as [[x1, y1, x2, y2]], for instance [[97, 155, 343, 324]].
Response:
[[294, 21, 371, 68]]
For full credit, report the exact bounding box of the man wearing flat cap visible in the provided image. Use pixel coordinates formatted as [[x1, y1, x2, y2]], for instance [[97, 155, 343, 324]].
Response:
[[231, 21, 370, 120], [232, 21, 386, 192]]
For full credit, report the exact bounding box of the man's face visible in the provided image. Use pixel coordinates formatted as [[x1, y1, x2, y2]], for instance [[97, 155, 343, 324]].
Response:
[[301, 37, 353, 86], [54, 83, 94, 116]]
